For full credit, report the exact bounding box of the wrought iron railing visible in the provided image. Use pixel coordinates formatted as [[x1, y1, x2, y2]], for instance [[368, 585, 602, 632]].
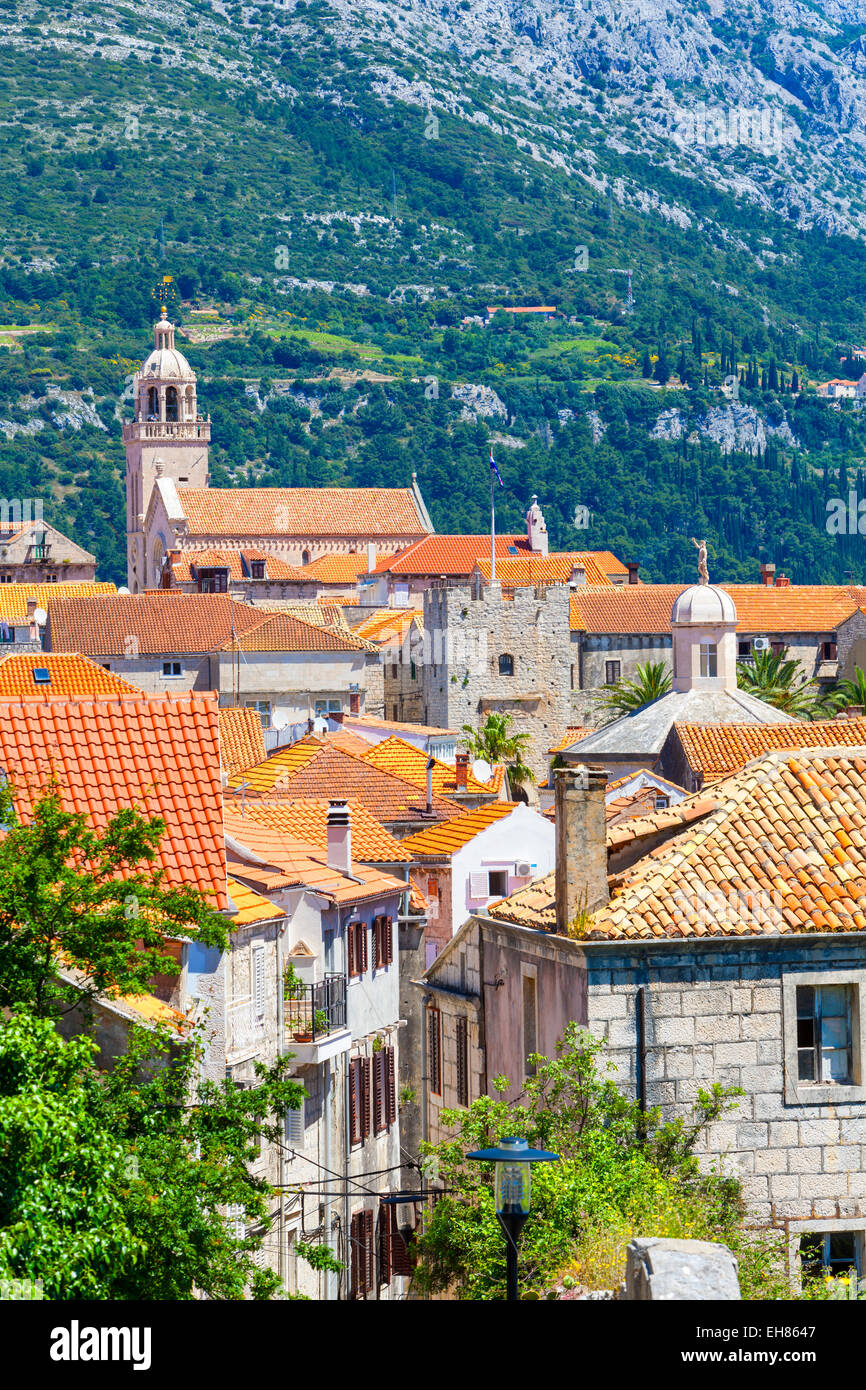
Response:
[[285, 974, 346, 1041]]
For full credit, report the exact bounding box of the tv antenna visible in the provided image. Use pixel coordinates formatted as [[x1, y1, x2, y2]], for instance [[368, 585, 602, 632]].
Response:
[[608, 268, 634, 310]]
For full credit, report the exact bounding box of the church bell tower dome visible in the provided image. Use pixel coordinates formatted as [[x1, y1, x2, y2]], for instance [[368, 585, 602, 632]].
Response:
[[139, 308, 196, 384]]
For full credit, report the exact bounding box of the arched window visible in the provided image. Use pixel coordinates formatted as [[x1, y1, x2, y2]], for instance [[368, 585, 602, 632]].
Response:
[[498, 653, 514, 676], [165, 386, 178, 422], [146, 386, 158, 420], [302, 549, 311, 565]]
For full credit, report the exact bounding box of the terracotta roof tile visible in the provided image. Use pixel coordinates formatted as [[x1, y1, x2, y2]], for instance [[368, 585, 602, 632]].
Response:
[[176, 488, 431, 540], [218, 610, 369, 653], [0, 581, 116, 620], [0, 653, 142, 699], [224, 811, 407, 905], [47, 592, 266, 656], [218, 706, 267, 777], [226, 876, 287, 926], [363, 736, 503, 795], [301, 552, 395, 583], [233, 797, 412, 863], [474, 552, 624, 587], [172, 549, 305, 582], [372, 534, 530, 576], [549, 725, 596, 754], [568, 583, 866, 635], [0, 693, 227, 908], [401, 802, 521, 856], [675, 717, 866, 779]]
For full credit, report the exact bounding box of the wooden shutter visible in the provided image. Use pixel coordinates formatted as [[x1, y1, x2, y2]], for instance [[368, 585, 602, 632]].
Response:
[[372, 916, 382, 969], [363, 1208, 375, 1293], [428, 1006, 441, 1095], [390, 1206, 415, 1276], [350, 1211, 363, 1299], [348, 923, 360, 978], [384, 916, 393, 966], [456, 1016, 469, 1107], [373, 1051, 385, 1133], [349, 1059, 361, 1146], [361, 1056, 371, 1138], [378, 1204, 392, 1286], [285, 1099, 305, 1146], [384, 1045, 396, 1127], [360, 921, 368, 973]]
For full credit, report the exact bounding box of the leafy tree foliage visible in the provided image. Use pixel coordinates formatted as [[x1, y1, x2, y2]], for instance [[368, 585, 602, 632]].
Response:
[[736, 647, 827, 718], [461, 712, 534, 791], [594, 659, 672, 717]]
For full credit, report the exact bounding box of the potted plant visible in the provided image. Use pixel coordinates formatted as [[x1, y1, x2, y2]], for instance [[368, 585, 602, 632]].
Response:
[[283, 963, 305, 1001], [312, 1008, 330, 1037]]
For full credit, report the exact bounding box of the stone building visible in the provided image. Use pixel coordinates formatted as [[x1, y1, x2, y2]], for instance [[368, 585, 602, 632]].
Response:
[[0, 515, 97, 584], [421, 580, 573, 791]]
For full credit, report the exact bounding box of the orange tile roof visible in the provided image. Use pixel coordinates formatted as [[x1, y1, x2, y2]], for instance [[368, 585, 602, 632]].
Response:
[[0, 693, 227, 908], [301, 552, 395, 583], [337, 714, 457, 737], [548, 725, 596, 754], [234, 798, 412, 863], [0, 581, 116, 620], [568, 583, 866, 635], [224, 812, 407, 905], [172, 549, 305, 582], [351, 608, 422, 645], [175, 488, 431, 540], [0, 653, 142, 699], [47, 592, 267, 656], [474, 552, 623, 587], [227, 742, 460, 824], [219, 610, 369, 653], [372, 534, 530, 576], [226, 875, 287, 926], [218, 706, 267, 776], [363, 736, 504, 795], [674, 717, 866, 780], [401, 802, 521, 857]]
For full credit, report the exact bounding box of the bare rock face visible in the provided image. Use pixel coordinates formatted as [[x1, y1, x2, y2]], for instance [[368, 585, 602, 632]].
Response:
[[651, 404, 799, 454], [451, 383, 509, 421]]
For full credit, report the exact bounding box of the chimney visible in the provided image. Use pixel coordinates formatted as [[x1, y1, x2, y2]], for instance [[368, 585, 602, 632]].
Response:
[[626, 562, 639, 585], [366, 540, 377, 572], [426, 757, 435, 814], [326, 799, 352, 875], [26, 598, 37, 617], [847, 705, 865, 720], [760, 562, 775, 587], [570, 565, 586, 586], [775, 573, 790, 588], [554, 765, 609, 934], [455, 751, 469, 790]]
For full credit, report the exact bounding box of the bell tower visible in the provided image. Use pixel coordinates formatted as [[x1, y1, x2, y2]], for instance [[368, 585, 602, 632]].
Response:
[[123, 309, 210, 592]]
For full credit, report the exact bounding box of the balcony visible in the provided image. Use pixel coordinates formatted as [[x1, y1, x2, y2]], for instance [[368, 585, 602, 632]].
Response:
[[285, 974, 349, 1064]]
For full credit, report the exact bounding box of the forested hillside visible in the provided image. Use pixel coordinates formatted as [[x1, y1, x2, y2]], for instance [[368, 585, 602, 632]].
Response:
[[2, 0, 866, 584]]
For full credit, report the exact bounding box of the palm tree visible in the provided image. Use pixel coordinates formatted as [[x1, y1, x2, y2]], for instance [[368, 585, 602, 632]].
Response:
[[736, 647, 826, 718], [461, 713, 534, 796], [594, 660, 672, 718], [824, 667, 866, 716]]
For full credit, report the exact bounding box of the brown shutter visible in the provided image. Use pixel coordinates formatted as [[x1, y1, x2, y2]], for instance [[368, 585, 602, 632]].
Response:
[[428, 1006, 441, 1095], [378, 1203, 392, 1285], [363, 1208, 375, 1293], [349, 1058, 360, 1146], [390, 1205, 415, 1276], [350, 1211, 362, 1298], [456, 1016, 468, 1107], [385, 916, 393, 965], [360, 921, 368, 974], [385, 1045, 396, 1127], [373, 1051, 385, 1133], [373, 916, 382, 969], [348, 923, 358, 978], [361, 1056, 371, 1138]]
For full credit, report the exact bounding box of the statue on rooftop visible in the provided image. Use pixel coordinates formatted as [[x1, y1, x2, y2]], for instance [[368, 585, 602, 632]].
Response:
[[691, 537, 709, 585]]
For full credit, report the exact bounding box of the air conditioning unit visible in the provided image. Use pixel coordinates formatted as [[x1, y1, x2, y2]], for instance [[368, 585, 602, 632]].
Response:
[[515, 861, 532, 878], [752, 637, 771, 651]]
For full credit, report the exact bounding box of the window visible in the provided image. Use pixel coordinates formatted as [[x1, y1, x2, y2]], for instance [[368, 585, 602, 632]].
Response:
[[770, 640, 785, 657], [800, 1231, 861, 1281], [301, 550, 311, 565], [378, 1200, 414, 1285], [348, 921, 367, 978], [350, 1209, 375, 1299], [428, 1006, 442, 1095], [245, 699, 272, 730], [0, 574, 11, 583], [162, 660, 182, 677], [456, 1016, 469, 1107], [796, 984, 853, 1084], [570, 663, 575, 691], [373, 916, 394, 969], [250, 560, 265, 580], [410, 660, 417, 681], [487, 869, 508, 898], [605, 660, 621, 684], [522, 971, 538, 1080], [822, 639, 838, 661], [198, 568, 228, 593], [498, 653, 514, 676], [783, 970, 866, 1104], [372, 1048, 395, 1133], [737, 639, 751, 659], [699, 643, 717, 677], [391, 664, 398, 679], [314, 699, 342, 717], [654, 794, 669, 810], [0, 622, 14, 642], [349, 1056, 370, 1145]]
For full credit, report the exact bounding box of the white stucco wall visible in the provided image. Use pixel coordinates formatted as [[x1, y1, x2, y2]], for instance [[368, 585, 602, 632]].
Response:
[[450, 804, 555, 933]]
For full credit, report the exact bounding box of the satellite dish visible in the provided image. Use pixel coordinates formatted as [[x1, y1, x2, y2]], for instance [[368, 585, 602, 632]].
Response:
[[472, 758, 492, 783], [32, 607, 47, 626], [117, 586, 131, 595]]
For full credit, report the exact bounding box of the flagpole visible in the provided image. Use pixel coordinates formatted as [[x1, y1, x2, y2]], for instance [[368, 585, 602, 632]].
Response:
[[490, 458, 496, 585]]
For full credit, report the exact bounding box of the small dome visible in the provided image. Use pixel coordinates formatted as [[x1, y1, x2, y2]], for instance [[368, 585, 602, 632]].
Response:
[[140, 345, 195, 381], [671, 583, 737, 627]]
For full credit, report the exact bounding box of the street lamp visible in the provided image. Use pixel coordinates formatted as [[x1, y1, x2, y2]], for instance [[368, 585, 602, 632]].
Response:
[[467, 1136, 559, 1301]]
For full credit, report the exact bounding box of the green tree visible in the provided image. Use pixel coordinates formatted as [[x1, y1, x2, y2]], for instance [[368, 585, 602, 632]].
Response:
[[825, 666, 866, 714], [594, 659, 672, 717], [0, 1012, 306, 1299], [414, 1023, 759, 1300], [0, 784, 228, 1020], [461, 712, 535, 793], [736, 648, 827, 718]]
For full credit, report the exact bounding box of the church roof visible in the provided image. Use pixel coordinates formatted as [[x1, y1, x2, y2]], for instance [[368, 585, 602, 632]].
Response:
[[170, 488, 432, 540], [474, 551, 625, 587], [46, 592, 266, 656]]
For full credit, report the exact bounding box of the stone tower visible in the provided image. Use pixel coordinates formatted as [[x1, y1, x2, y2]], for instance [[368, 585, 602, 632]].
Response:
[[123, 310, 210, 592]]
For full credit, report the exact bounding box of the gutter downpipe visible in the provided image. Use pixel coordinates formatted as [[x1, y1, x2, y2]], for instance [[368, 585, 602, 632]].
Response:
[[277, 920, 286, 1289]]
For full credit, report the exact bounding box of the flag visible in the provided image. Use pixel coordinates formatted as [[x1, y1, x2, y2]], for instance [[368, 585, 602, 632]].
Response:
[[489, 450, 504, 487]]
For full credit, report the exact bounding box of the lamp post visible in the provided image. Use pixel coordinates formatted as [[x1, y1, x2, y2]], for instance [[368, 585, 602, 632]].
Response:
[[467, 1136, 559, 1301]]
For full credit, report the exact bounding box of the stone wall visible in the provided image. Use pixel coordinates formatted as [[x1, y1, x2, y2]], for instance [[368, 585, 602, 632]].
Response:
[[584, 936, 866, 1251], [421, 582, 573, 786]]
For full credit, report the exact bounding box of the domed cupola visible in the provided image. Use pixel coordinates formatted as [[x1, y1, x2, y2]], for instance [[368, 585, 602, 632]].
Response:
[[670, 542, 738, 692]]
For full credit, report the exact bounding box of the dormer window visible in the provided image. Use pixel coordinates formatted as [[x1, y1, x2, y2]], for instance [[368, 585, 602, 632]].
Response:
[[250, 560, 265, 580], [197, 567, 229, 594], [699, 642, 718, 678]]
